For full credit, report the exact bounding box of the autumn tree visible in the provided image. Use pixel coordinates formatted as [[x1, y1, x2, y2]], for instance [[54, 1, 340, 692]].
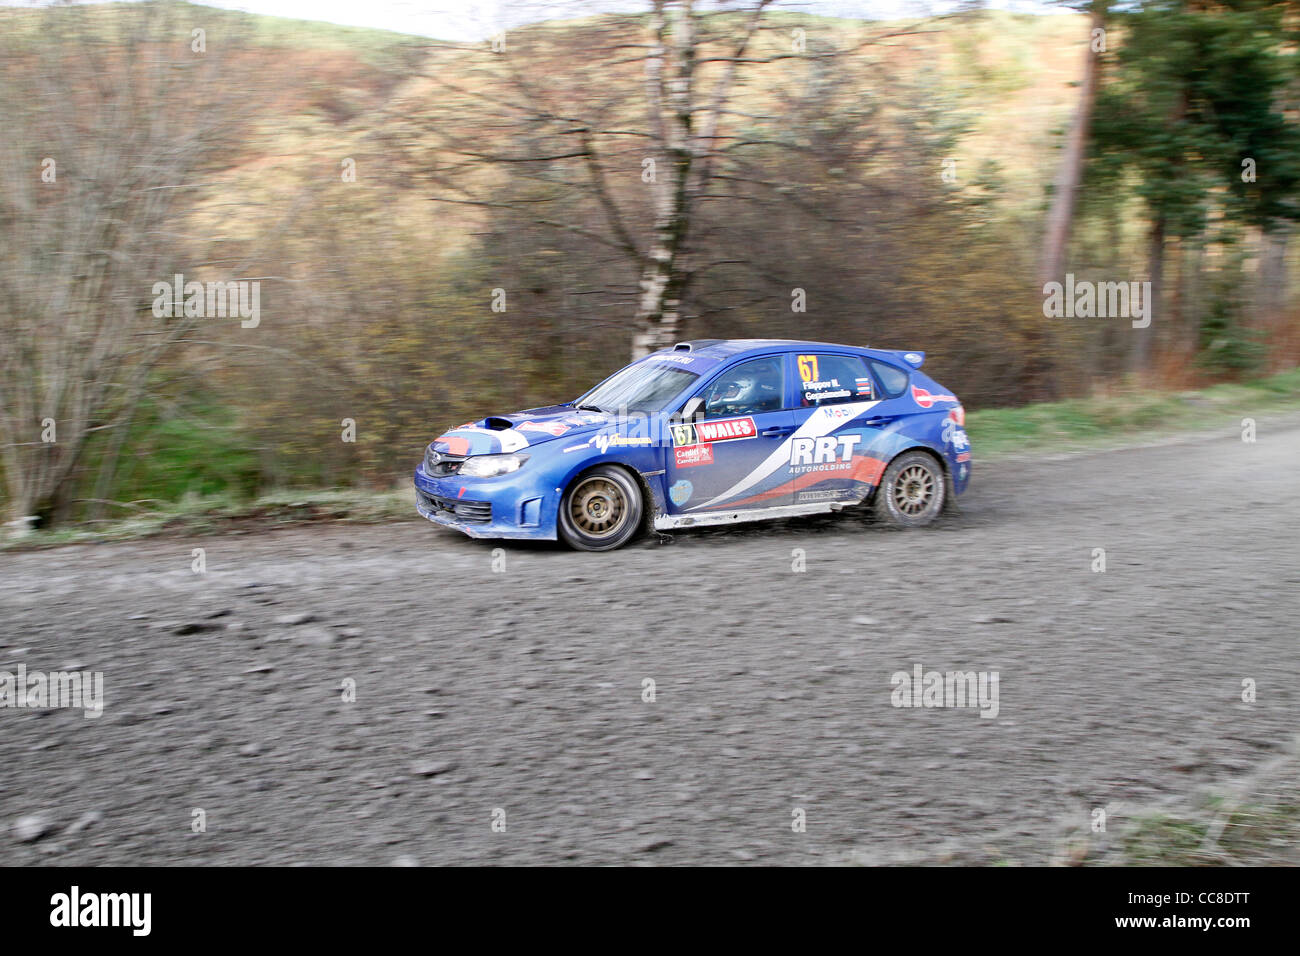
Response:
[[390, 0, 930, 360], [0, 2, 262, 526]]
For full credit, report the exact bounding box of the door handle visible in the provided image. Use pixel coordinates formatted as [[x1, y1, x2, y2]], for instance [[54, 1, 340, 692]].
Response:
[[864, 417, 895, 426], [761, 426, 794, 437]]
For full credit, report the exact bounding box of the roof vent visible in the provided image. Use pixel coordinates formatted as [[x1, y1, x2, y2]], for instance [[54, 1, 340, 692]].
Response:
[[673, 342, 693, 351]]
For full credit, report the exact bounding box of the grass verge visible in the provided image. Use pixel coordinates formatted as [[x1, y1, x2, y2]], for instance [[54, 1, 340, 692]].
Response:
[[967, 367, 1300, 458], [1109, 801, 1300, 866], [1076, 744, 1300, 866], [2, 487, 417, 551]]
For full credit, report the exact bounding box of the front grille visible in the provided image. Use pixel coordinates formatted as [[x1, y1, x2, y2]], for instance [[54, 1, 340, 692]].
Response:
[[417, 489, 492, 523], [425, 446, 466, 476]]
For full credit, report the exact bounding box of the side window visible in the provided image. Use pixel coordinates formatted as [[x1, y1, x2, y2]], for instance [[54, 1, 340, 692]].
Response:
[[868, 359, 909, 398], [700, 357, 785, 417], [795, 353, 874, 406]]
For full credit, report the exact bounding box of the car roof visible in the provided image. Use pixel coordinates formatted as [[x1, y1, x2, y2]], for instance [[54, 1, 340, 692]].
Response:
[[662, 339, 905, 364]]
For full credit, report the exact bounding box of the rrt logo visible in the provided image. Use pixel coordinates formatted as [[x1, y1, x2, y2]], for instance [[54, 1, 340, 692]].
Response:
[[791, 434, 862, 465]]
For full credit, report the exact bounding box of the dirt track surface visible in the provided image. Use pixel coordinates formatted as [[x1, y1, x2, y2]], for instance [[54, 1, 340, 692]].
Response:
[[2, 423, 1298, 865]]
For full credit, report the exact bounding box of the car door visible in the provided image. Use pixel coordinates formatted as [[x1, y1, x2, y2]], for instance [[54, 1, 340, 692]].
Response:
[[783, 350, 895, 504], [662, 354, 797, 514]]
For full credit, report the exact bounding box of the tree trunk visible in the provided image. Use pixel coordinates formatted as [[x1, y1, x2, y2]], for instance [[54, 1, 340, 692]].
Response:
[[1180, 233, 1206, 359], [1131, 213, 1165, 375], [1038, 4, 1106, 286], [632, 1, 695, 359], [629, 0, 770, 359], [1256, 222, 1290, 324]]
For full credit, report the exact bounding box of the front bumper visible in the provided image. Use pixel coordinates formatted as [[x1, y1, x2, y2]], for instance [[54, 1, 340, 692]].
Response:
[[412, 462, 558, 540]]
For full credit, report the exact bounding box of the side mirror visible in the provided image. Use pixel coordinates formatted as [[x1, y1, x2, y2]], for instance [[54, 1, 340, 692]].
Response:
[[680, 396, 704, 421]]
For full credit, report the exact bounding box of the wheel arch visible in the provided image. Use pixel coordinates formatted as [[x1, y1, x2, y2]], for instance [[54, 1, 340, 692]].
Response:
[[557, 460, 652, 545], [872, 441, 947, 487], [870, 442, 956, 512]]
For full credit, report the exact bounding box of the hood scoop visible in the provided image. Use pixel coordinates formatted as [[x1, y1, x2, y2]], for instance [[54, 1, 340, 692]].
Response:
[[482, 417, 516, 431]]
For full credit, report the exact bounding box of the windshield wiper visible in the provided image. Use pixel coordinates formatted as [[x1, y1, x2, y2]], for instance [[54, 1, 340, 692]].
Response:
[[575, 403, 608, 414]]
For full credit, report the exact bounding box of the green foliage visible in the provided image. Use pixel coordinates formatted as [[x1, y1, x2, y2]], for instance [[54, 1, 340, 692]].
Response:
[[1111, 797, 1300, 866], [967, 366, 1300, 456], [1089, 1, 1300, 230], [107, 396, 262, 504], [1195, 259, 1265, 376]]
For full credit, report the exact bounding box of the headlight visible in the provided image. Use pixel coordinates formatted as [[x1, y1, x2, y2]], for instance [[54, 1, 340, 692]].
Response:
[[458, 453, 529, 478]]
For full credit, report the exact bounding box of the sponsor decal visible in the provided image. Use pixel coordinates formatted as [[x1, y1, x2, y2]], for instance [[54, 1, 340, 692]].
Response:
[[436, 435, 471, 456], [519, 420, 569, 437], [452, 424, 528, 452], [941, 417, 970, 451], [789, 434, 863, 473], [669, 479, 693, 506], [592, 433, 653, 453], [712, 454, 885, 510], [561, 442, 589, 454], [956, 451, 971, 463], [652, 353, 695, 365], [673, 444, 714, 468], [496, 428, 530, 453], [948, 406, 965, 427], [911, 384, 958, 409], [673, 417, 758, 446], [855, 376, 874, 397], [670, 423, 697, 446], [797, 488, 848, 503]]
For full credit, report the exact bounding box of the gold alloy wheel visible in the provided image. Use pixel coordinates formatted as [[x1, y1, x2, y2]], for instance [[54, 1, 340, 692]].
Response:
[[891, 463, 936, 516], [568, 476, 629, 538]]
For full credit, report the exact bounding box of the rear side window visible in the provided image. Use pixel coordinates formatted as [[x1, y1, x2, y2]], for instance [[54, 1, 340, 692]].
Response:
[[868, 359, 909, 398], [795, 353, 874, 406]]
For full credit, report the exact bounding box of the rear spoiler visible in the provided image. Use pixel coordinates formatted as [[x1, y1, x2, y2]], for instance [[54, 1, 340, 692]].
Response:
[[872, 349, 925, 369]]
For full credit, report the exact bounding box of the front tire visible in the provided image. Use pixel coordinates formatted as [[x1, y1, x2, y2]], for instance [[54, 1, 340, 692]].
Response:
[[873, 450, 945, 528], [558, 466, 643, 551]]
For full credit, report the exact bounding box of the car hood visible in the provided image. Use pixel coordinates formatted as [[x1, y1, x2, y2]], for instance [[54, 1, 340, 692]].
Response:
[[430, 405, 615, 456]]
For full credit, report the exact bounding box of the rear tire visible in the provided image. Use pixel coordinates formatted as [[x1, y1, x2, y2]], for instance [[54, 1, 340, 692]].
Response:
[[873, 450, 945, 528], [558, 466, 643, 551]]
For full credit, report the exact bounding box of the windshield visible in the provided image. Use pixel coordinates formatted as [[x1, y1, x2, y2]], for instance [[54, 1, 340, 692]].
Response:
[[577, 361, 699, 414]]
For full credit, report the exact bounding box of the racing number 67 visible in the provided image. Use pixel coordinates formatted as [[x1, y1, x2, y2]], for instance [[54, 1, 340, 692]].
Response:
[[797, 354, 818, 383]]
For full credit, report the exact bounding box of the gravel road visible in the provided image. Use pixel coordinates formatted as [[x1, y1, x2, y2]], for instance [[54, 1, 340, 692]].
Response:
[[2, 421, 1298, 865]]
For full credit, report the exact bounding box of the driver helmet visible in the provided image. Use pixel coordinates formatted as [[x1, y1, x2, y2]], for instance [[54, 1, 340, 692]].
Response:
[[713, 360, 777, 408]]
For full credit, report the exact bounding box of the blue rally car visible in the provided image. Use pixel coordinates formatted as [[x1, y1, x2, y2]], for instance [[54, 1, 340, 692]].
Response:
[[414, 339, 971, 550]]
